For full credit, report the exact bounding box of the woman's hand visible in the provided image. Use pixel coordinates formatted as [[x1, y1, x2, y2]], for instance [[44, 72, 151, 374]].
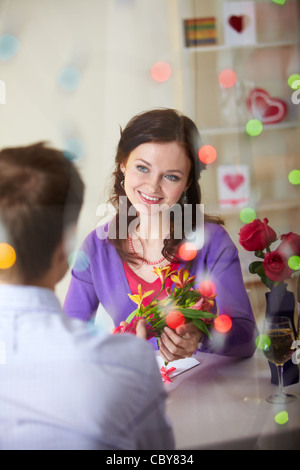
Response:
[[159, 322, 203, 363], [118, 319, 147, 340]]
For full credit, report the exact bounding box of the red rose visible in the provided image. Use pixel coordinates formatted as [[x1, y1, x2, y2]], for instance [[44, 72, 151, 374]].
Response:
[[263, 250, 293, 282], [239, 218, 277, 252], [277, 232, 300, 258]]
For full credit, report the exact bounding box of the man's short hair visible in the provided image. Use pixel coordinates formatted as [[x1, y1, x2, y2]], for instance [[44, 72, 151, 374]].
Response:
[[0, 142, 84, 282]]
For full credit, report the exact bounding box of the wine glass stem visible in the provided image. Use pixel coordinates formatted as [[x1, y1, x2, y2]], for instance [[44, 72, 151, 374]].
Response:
[[277, 365, 284, 396]]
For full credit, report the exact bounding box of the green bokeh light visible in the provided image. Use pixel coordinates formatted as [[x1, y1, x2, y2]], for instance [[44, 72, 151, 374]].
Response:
[[288, 74, 300, 89], [240, 207, 256, 224], [288, 169, 300, 185], [246, 119, 263, 137], [256, 334, 271, 351], [288, 255, 300, 271], [274, 411, 289, 425], [272, 0, 286, 5]]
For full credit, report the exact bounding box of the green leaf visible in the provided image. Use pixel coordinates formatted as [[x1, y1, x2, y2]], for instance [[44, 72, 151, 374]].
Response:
[[249, 261, 263, 274], [248, 261, 274, 289], [254, 250, 265, 259], [192, 318, 212, 339], [125, 309, 138, 323], [179, 308, 216, 319]]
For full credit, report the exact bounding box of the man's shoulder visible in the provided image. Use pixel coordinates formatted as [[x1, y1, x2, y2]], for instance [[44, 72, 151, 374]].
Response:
[[67, 317, 157, 373], [91, 331, 157, 372]]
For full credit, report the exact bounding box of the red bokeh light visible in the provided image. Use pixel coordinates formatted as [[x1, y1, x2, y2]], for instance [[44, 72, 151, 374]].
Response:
[[151, 61, 172, 82], [218, 69, 237, 88], [198, 145, 217, 165], [178, 242, 197, 261], [199, 280, 216, 297], [214, 315, 232, 333], [166, 310, 185, 329]]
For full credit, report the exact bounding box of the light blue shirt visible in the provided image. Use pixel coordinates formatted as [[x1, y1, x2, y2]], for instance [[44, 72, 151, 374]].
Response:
[[0, 285, 174, 450]]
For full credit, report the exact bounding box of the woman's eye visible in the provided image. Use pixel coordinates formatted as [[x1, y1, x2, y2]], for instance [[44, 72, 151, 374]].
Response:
[[137, 165, 148, 173], [165, 174, 179, 182]]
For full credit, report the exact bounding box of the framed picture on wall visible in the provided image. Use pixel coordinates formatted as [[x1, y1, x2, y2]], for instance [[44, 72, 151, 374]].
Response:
[[223, 1, 256, 46], [184, 17, 217, 47], [217, 164, 250, 208]]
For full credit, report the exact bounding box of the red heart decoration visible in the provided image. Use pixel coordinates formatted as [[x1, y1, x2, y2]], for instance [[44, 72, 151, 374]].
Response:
[[247, 88, 287, 124], [228, 15, 250, 33], [223, 174, 245, 192]]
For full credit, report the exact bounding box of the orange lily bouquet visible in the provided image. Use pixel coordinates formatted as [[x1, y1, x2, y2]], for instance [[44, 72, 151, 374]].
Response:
[[113, 266, 217, 342]]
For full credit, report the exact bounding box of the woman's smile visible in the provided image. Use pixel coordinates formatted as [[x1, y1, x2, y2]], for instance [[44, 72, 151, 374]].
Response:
[[138, 190, 163, 204]]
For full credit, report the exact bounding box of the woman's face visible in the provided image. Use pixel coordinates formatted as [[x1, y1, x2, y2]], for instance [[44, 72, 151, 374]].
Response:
[[120, 141, 191, 216]]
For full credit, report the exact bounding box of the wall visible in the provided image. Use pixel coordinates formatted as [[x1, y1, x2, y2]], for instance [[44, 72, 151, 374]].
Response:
[[0, 0, 182, 302]]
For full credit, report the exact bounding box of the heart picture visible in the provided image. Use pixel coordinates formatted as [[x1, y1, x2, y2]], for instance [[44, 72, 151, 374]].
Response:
[[247, 88, 287, 124], [218, 164, 249, 208], [228, 15, 250, 33], [223, 174, 245, 192], [223, 2, 256, 46]]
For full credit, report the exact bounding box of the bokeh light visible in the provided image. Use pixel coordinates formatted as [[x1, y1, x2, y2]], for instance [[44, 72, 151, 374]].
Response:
[[199, 280, 216, 297], [218, 69, 237, 88], [274, 411, 289, 425], [288, 169, 300, 185], [255, 334, 271, 351], [63, 138, 85, 161], [198, 145, 217, 164], [239, 207, 256, 224], [58, 66, 81, 91], [246, 119, 263, 137], [68, 250, 90, 272], [288, 74, 300, 89], [151, 61, 172, 83], [0, 34, 20, 61], [214, 315, 232, 333], [166, 311, 185, 329], [178, 242, 197, 261], [272, 0, 286, 5], [0, 243, 16, 269], [288, 255, 300, 271]]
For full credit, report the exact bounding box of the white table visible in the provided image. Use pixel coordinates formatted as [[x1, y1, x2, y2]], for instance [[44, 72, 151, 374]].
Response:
[[164, 351, 300, 450]]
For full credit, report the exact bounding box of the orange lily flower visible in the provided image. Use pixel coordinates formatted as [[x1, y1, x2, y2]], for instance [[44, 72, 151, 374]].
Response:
[[192, 296, 215, 313], [171, 268, 196, 288], [152, 266, 174, 285], [128, 284, 154, 308]]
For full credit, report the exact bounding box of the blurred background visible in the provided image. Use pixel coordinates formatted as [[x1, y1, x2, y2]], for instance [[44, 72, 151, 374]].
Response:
[[0, 0, 299, 324]]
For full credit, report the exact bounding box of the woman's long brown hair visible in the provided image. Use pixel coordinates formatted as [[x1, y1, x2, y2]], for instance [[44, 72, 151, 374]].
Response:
[[107, 108, 223, 264]]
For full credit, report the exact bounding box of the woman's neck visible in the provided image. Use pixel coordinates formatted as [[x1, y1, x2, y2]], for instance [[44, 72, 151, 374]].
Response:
[[134, 212, 170, 242]]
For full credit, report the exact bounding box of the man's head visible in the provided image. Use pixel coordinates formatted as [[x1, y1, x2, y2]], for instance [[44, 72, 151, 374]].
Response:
[[0, 142, 84, 284]]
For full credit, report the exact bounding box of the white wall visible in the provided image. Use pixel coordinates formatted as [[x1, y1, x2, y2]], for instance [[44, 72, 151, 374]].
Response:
[[0, 0, 183, 302]]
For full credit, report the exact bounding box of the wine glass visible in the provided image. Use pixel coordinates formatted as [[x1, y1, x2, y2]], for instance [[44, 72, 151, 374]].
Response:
[[262, 316, 297, 404]]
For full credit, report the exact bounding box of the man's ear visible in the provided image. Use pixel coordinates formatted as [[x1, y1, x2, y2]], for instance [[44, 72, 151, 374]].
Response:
[[51, 240, 68, 270]]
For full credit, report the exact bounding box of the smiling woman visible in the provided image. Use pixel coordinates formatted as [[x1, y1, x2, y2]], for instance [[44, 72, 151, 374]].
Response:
[[64, 108, 258, 362]]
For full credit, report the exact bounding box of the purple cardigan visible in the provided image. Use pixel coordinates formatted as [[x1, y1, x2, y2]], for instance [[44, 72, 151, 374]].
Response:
[[64, 222, 258, 357]]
